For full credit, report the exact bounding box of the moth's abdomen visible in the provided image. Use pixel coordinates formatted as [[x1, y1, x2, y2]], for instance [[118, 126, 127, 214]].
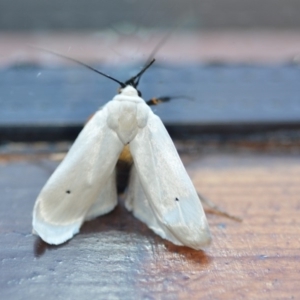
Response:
[[117, 145, 132, 194], [118, 145, 133, 164]]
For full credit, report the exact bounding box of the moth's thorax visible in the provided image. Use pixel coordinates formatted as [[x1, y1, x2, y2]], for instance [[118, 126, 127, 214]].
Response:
[[106, 90, 150, 145]]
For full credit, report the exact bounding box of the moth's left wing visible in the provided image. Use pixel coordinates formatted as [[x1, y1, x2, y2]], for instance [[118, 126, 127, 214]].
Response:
[[33, 108, 124, 245], [129, 112, 211, 250]]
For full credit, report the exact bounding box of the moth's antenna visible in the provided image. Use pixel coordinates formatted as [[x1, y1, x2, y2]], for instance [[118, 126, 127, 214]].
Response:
[[144, 30, 174, 68], [123, 26, 177, 88], [129, 31, 172, 88], [30, 46, 126, 87], [125, 58, 155, 87]]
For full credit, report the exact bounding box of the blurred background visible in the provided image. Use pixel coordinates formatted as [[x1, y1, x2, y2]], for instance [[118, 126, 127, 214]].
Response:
[[1, 0, 300, 30], [1, 0, 300, 64], [0, 0, 300, 142]]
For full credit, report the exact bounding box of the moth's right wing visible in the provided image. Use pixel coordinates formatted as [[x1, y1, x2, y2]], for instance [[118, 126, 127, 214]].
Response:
[[33, 107, 124, 245], [128, 112, 211, 250], [125, 165, 173, 239]]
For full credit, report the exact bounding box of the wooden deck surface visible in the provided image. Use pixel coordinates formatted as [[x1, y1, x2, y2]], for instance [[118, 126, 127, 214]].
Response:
[[1, 145, 299, 299]]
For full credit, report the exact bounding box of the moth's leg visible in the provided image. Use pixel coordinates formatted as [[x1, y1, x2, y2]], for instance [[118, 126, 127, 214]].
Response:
[[146, 97, 172, 106], [198, 192, 242, 222], [146, 95, 193, 106]]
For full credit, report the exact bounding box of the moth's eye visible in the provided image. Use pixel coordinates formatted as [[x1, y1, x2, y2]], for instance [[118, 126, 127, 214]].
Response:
[[137, 90, 142, 97]]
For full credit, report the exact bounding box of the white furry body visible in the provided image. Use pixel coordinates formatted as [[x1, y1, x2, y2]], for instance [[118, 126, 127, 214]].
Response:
[[32, 86, 211, 250]]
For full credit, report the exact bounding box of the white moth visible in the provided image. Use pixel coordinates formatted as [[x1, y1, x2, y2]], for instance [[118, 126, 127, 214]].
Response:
[[32, 58, 211, 250]]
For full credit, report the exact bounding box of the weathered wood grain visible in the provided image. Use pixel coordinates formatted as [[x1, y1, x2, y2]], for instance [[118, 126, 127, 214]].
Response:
[[0, 151, 299, 299]]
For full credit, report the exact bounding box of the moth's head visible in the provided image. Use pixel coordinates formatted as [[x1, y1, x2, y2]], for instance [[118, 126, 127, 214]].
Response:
[[118, 58, 155, 98], [119, 85, 141, 97]]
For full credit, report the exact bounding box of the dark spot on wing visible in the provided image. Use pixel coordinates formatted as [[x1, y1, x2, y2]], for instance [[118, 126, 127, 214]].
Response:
[[175, 197, 179, 201], [66, 190, 71, 194]]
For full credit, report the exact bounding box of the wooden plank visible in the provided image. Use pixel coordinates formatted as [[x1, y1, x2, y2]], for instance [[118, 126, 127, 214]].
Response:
[[1, 65, 300, 141], [0, 150, 299, 299]]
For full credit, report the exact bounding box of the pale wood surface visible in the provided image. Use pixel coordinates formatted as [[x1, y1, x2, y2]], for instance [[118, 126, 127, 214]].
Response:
[[0, 148, 299, 299]]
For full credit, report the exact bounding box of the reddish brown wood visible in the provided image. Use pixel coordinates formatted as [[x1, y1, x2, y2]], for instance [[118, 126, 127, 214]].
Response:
[[0, 149, 299, 299]]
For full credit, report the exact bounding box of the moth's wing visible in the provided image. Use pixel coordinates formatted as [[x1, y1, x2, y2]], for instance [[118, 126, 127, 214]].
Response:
[[84, 169, 117, 221], [125, 163, 207, 248], [33, 108, 123, 245], [125, 165, 175, 239], [129, 112, 211, 250]]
